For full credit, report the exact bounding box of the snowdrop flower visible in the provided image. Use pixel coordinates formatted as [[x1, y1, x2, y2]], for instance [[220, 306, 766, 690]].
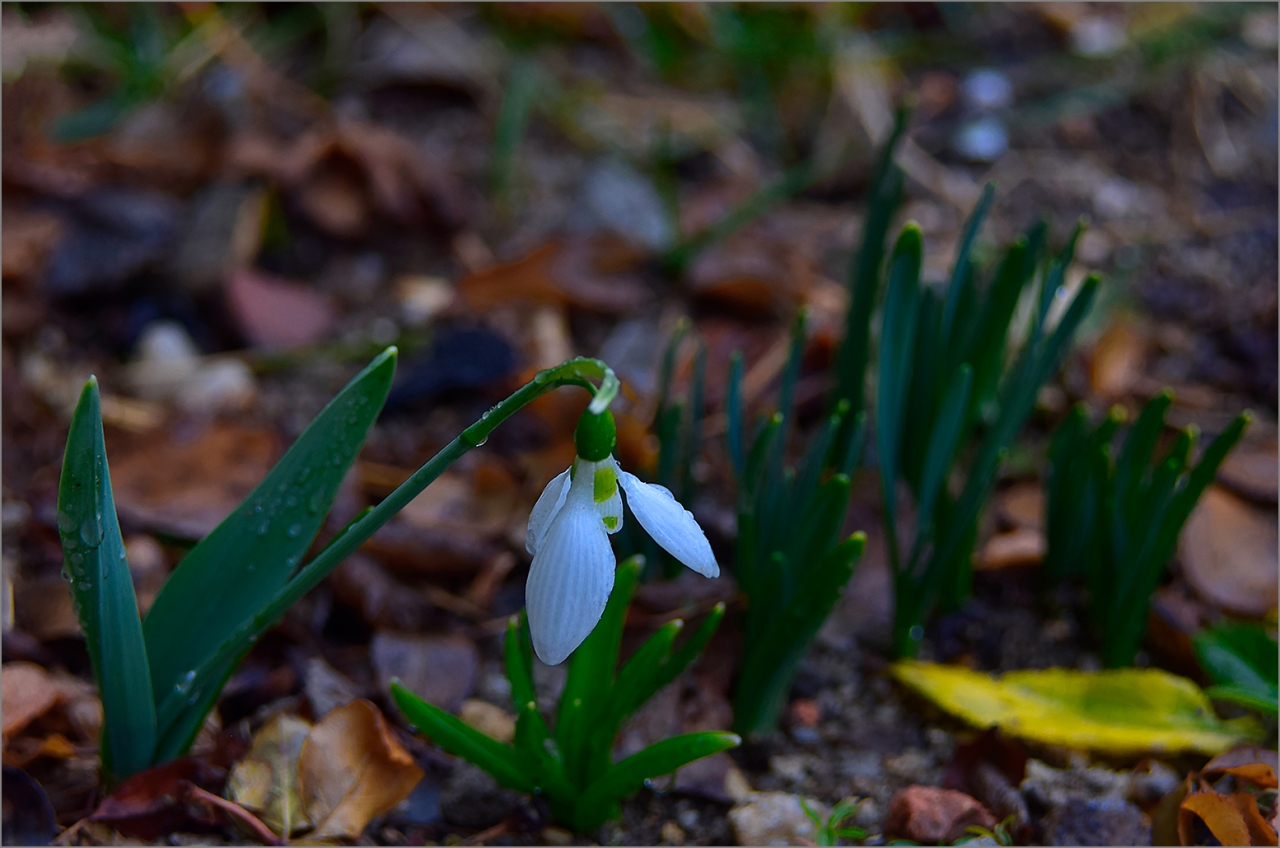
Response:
[[525, 408, 718, 665]]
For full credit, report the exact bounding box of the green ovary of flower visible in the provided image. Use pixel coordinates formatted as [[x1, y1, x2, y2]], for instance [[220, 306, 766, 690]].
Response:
[[574, 408, 616, 462]]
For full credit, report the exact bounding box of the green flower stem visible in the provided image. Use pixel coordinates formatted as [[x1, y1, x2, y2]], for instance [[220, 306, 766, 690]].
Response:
[[152, 357, 617, 730]]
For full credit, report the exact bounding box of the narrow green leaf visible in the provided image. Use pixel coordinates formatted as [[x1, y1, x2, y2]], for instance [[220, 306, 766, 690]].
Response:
[[505, 614, 537, 713], [726, 351, 746, 479], [58, 378, 157, 780], [877, 224, 924, 574], [610, 620, 683, 725], [391, 681, 531, 792], [776, 310, 808, 453], [942, 182, 996, 344], [514, 701, 575, 797], [735, 534, 865, 735], [144, 348, 397, 721], [1114, 390, 1173, 513], [575, 732, 741, 829], [558, 557, 640, 785], [914, 364, 973, 553]]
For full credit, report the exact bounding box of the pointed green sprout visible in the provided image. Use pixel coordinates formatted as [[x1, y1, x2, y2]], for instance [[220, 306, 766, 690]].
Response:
[[391, 557, 738, 834]]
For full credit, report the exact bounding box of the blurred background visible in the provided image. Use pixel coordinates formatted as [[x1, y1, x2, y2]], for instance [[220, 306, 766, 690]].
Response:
[[2, 3, 1277, 843]]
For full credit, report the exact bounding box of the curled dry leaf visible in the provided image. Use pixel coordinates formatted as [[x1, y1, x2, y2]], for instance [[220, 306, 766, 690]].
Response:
[[1, 662, 89, 743], [226, 713, 313, 838], [224, 269, 337, 351], [885, 785, 997, 844], [1179, 784, 1277, 847], [1204, 745, 1280, 789], [296, 699, 424, 841]]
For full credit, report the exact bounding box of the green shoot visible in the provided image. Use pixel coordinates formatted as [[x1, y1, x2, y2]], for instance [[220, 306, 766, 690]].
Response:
[[873, 204, 1099, 657], [391, 557, 738, 834], [801, 797, 869, 846], [1045, 395, 1250, 666]]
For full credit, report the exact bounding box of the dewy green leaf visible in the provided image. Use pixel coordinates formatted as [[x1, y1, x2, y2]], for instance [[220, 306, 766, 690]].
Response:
[[58, 378, 157, 782], [144, 348, 397, 729]]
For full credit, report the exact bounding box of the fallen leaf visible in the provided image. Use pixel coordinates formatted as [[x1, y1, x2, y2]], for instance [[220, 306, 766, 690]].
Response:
[[89, 759, 248, 842], [110, 422, 278, 540], [1180, 485, 1279, 617], [1090, 318, 1146, 398], [1233, 792, 1279, 846], [1204, 746, 1280, 789], [976, 528, 1046, 570], [226, 713, 313, 838], [996, 483, 1045, 530], [890, 661, 1260, 756], [225, 269, 337, 351], [2, 662, 71, 741], [457, 240, 647, 314], [3, 732, 79, 769], [1179, 788, 1252, 846], [1219, 442, 1279, 503], [885, 785, 997, 844], [296, 699, 424, 841]]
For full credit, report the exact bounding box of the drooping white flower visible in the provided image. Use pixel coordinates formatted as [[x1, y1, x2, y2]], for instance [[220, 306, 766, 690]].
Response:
[[524, 410, 717, 666]]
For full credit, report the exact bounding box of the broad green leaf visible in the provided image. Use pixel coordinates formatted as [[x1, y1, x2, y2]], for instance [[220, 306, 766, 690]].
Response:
[[390, 682, 530, 793], [1193, 624, 1278, 716], [890, 661, 1260, 756], [58, 378, 157, 781], [144, 348, 397, 722], [575, 732, 741, 831]]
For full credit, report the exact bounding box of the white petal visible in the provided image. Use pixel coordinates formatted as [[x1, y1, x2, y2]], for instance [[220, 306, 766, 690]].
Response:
[[618, 471, 719, 578], [526, 467, 571, 555], [525, 472, 617, 665]]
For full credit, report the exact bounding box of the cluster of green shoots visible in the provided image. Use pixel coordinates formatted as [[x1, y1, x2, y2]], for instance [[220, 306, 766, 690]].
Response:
[[391, 558, 737, 833], [1045, 392, 1250, 667]]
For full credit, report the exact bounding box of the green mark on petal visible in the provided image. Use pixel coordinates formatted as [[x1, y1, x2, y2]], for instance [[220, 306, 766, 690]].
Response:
[[594, 466, 618, 503], [603, 515, 619, 530]]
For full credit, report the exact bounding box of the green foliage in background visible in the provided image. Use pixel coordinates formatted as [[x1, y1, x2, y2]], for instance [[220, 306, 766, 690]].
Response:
[[1045, 393, 1250, 667], [727, 312, 868, 736], [1193, 621, 1278, 717], [57, 350, 620, 782], [874, 198, 1099, 657], [392, 557, 738, 834]]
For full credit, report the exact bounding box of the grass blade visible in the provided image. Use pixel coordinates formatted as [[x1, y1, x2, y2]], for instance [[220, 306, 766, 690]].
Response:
[[942, 182, 995, 344], [58, 378, 157, 781], [914, 364, 973, 553]]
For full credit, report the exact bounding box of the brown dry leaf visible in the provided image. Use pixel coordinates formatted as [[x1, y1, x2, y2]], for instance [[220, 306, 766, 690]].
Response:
[[228, 121, 468, 236], [1219, 442, 1279, 503], [1205, 746, 1280, 789], [3, 731, 81, 768], [3, 662, 71, 742], [226, 713, 313, 838], [14, 576, 82, 641], [1234, 792, 1279, 846], [1090, 318, 1146, 399], [110, 422, 278, 540], [996, 483, 1045, 530], [225, 269, 337, 351], [1179, 789, 1252, 846], [976, 528, 1047, 570], [296, 699, 424, 841], [1179, 485, 1279, 617], [1, 208, 63, 281], [458, 240, 647, 314]]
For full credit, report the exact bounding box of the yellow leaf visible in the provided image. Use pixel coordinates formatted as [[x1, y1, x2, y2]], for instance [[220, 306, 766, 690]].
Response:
[[226, 713, 313, 837], [890, 661, 1259, 756], [297, 699, 424, 841]]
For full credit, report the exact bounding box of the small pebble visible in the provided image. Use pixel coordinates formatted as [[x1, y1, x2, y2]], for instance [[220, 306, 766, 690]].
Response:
[[962, 68, 1014, 111], [660, 821, 686, 845], [955, 117, 1008, 162], [541, 826, 574, 846]]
